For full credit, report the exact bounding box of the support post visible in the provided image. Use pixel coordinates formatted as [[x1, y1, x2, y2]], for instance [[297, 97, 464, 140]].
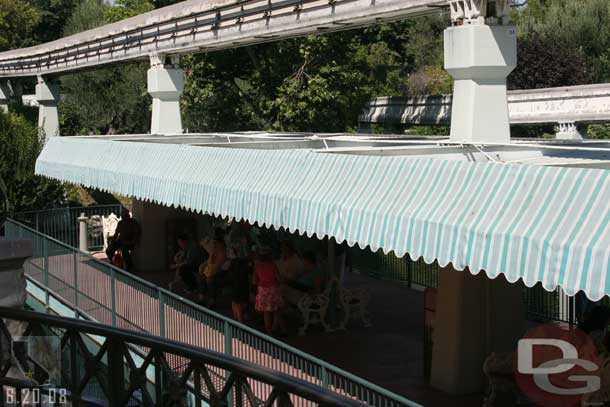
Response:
[[444, 8, 516, 144], [73, 251, 79, 318], [0, 82, 10, 113], [35, 76, 60, 138], [430, 266, 526, 394], [77, 213, 89, 252], [148, 54, 184, 135]]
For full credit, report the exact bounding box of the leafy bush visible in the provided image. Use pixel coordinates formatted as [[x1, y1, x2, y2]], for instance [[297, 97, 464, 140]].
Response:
[[0, 112, 65, 212]]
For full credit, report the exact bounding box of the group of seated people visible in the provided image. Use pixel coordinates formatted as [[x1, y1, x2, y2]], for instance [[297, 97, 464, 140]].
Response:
[[169, 221, 328, 335]]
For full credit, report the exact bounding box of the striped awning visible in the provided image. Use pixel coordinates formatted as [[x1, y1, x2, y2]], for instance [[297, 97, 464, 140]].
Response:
[[36, 137, 610, 300]]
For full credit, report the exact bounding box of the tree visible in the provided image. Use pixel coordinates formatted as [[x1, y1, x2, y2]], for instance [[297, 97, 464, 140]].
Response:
[[0, 0, 40, 51], [0, 111, 65, 212], [510, 0, 610, 138], [508, 34, 592, 90], [27, 0, 80, 43], [59, 0, 153, 136], [512, 0, 610, 83], [104, 0, 153, 22], [181, 20, 439, 133]]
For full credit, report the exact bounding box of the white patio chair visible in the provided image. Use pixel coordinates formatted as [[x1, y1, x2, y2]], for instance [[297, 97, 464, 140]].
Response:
[[340, 286, 372, 329], [294, 277, 342, 336]]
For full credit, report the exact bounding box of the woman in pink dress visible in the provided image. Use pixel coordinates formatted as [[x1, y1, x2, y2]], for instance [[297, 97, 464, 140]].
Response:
[[253, 247, 284, 335]]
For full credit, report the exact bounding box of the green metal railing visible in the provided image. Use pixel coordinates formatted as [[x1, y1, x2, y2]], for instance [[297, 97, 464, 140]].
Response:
[[13, 205, 123, 250], [0, 307, 370, 407], [5, 218, 422, 407]]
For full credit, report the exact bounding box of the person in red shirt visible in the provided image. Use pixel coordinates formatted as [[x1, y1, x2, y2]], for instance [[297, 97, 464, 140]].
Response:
[[253, 246, 284, 335]]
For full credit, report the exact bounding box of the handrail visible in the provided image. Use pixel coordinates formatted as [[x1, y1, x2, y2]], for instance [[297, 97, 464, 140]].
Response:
[[5, 218, 423, 407], [14, 204, 122, 216], [0, 307, 366, 407]]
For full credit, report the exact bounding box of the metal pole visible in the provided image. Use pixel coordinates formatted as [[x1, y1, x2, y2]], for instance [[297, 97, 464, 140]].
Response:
[[110, 267, 117, 327], [224, 321, 234, 407], [321, 366, 329, 389], [224, 321, 233, 357], [43, 239, 49, 310], [405, 253, 412, 289], [569, 295, 575, 328], [73, 251, 78, 318], [159, 291, 165, 338]]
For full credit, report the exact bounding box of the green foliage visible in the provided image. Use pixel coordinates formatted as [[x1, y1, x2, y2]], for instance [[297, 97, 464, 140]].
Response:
[[182, 19, 449, 133], [104, 0, 154, 23], [508, 34, 592, 89], [513, 0, 610, 83], [61, 0, 105, 36], [59, 0, 152, 136], [408, 125, 450, 136], [0, 0, 40, 51], [28, 0, 80, 43], [587, 125, 610, 139], [0, 112, 65, 212]]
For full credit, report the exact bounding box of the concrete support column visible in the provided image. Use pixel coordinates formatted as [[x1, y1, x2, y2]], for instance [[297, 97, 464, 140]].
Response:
[[148, 54, 184, 135], [430, 266, 526, 394], [444, 24, 517, 144], [556, 121, 583, 141], [0, 82, 10, 113], [131, 199, 170, 273], [35, 76, 60, 138], [78, 213, 89, 252]]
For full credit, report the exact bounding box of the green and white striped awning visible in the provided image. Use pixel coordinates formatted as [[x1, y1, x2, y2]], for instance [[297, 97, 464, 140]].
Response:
[[36, 137, 610, 300]]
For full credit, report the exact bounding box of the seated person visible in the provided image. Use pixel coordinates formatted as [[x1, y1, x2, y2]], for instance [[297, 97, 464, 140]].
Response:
[[105, 209, 140, 272]]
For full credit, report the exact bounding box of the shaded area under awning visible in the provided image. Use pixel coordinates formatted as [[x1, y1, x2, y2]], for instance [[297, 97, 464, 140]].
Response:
[[36, 136, 610, 300]]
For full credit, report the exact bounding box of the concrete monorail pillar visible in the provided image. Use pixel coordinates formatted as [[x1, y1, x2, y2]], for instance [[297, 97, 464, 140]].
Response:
[[35, 76, 60, 138], [0, 82, 10, 113], [148, 54, 184, 135], [444, 24, 517, 144]]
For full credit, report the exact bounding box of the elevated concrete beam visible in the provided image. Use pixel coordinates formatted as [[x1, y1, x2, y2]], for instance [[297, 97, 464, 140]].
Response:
[[0, 0, 447, 78], [359, 83, 610, 138]]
